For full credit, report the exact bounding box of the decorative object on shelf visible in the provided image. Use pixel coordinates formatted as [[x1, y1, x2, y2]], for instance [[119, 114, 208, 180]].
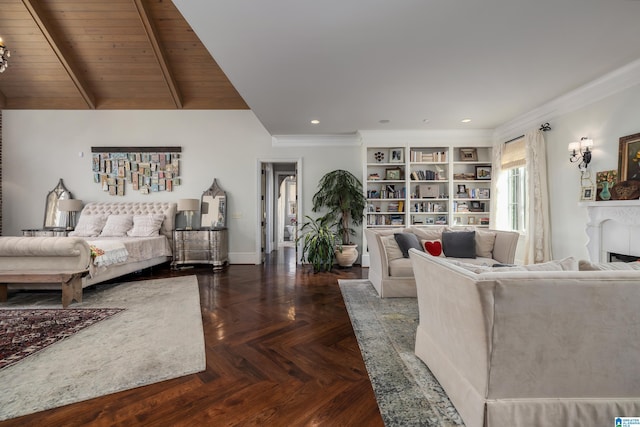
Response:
[[91, 146, 181, 196], [599, 181, 611, 201], [475, 165, 492, 180], [200, 179, 227, 229], [0, 37, 10, 73], [618, 132, 640, 181], [43, 179, 73, 230], [177, 198, 200, 230], [580, 186, 596, 201], [373, 151, 386, 162], [610, 180, 640, 200], [568, 137, 593, 170], [459, 148, 478, 161], [389, 148, 404, 163], [311, 169, 367, 267], [58, 199, 83, 230], [595, 169, 618, 200], [385, 168, 402, 180]]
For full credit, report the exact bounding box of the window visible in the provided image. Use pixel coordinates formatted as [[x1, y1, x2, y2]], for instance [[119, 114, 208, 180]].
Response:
[[507, 167, 527, 232]]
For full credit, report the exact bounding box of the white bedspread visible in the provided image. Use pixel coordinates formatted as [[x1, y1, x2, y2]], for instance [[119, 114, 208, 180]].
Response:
[[85, 236, 172, 278], [88, 240, 129, 268]]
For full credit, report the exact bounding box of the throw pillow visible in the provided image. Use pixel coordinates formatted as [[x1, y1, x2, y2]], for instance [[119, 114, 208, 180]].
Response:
[[421, 239, 444, 257], [579, 260, 640, 271], [442, 230, 476, 258], [475, 229, 497, 258], [498, 257, 578, 272], [99, 214, 134, 237], [127, 214, 165, 237], [68, 215, 108, 237], [394, 232, 423, 258], [380, 235, 404, 261]]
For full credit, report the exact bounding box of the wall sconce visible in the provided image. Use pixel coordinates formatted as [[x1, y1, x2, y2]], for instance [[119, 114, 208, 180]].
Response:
[[178, 198, 200, 230], [568, 137, 593, 170]]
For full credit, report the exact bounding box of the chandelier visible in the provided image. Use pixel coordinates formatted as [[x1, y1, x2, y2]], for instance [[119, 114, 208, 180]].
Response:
[[0, 38, 10, 73]]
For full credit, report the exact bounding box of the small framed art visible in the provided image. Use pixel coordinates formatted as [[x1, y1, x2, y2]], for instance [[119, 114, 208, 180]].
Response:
[[459, 148, 478, 161], [580, 186, 595, 201], [390, 148, 404, 163], [385, 168, 402, 180], [475, 165, 492, 180]]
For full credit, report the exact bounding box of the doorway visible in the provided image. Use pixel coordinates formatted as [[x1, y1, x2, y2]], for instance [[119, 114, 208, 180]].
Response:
[[258, 159, 301, 266]]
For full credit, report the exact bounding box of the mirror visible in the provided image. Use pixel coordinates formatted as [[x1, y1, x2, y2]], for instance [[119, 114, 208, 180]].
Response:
[[201, 179, 227, 229], [43, 179, 73, 229]]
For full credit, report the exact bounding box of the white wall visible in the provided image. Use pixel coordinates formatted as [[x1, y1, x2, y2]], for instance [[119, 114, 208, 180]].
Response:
[[2, 110, 362, 263], [544, 84, 640, 259]]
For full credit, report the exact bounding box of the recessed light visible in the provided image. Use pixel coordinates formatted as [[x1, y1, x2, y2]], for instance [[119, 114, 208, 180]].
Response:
[[461, 118, 471, 123], [379, 119, 390, 124], [310, 119, 320, 124]]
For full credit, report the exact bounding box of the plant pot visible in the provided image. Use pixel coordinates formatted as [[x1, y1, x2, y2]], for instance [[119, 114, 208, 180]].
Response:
[[335, 244, 358, 267]]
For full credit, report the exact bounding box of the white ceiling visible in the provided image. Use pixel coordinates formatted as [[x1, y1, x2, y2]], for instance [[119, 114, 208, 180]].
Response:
[[173, 0, 640, 136]]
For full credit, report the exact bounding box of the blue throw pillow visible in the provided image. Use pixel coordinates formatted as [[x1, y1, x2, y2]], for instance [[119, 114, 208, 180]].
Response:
[[442, 230, 476, 258], [394, 232, 423, 258]]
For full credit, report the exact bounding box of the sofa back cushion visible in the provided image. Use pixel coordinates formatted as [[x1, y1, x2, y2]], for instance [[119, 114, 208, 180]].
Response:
[[381, 235, 404, 261], [475, 229, 496, 258], [579, 260, 640, 271]]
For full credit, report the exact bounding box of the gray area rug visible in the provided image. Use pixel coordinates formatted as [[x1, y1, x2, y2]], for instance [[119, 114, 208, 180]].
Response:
[[339, 279, 464, 427], [0, 275, 206, 421]]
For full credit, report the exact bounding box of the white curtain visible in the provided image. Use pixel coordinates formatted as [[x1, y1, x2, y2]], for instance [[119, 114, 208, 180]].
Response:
[[524, 129, 553, 263]]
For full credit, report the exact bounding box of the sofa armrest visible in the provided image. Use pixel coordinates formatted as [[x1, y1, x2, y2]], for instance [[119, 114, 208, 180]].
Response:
[[364, 229, 391, 279], [491, 230, 519, 264]]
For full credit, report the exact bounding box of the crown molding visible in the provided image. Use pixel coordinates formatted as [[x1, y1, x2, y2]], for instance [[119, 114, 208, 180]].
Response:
[[358, 129, 494, 146], [494, 58, 640, 142]]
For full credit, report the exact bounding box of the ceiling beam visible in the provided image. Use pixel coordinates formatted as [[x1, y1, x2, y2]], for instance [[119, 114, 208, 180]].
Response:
[[133, 0, 183, 109], [21, 0, 96, 109]]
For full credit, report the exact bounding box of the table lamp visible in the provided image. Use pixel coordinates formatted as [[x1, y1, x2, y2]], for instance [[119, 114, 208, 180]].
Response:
[[178, 198, 200, 230], [58, 199, 83, 230]]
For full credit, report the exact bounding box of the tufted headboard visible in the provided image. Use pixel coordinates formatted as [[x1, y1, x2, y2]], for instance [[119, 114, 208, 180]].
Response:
[[80, 202, 177, 242]]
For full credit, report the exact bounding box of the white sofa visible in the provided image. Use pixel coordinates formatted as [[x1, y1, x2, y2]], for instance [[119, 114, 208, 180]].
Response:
[[364, 226, 519, 297], [409, 249, 640, 427]]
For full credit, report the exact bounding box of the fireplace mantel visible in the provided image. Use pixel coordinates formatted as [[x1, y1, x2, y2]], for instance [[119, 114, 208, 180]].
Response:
[[582, 200, 640, 261]]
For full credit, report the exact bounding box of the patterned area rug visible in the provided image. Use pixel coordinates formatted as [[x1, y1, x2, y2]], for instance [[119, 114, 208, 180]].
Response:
[[0, 308, 124, 370], [339, 279, 464, 427]]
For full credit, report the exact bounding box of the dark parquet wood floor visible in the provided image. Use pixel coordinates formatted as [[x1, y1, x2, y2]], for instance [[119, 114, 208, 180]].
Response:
[[0, 248, 384, 427]]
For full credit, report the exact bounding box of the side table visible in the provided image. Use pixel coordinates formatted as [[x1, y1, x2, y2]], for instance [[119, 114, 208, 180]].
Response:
[[172, 228, 228, 271]]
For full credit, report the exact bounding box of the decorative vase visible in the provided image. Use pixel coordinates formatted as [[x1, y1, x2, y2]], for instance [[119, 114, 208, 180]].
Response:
[[600, 181, 611, 201]]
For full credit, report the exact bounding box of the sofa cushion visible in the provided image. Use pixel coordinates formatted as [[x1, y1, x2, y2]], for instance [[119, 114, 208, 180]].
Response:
[[381, 235, 404, 261], [394, 232, 424, 258], [442, 230, 476, 258], [579, 260, 640, 271], [421, 239, 444, 257], [475, 229, 496, 258], [447, 256, 578, 273], [389, 257, 413, 277], [407, 226, 445, 241]]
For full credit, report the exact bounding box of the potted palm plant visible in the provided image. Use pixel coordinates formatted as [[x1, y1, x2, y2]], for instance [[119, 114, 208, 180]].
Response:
[[311, 169, 367, 267], [297, 215, 338, 272]]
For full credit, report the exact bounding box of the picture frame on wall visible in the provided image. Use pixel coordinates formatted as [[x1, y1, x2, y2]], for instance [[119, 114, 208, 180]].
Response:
[[580, 185, 595, 201], [389, 148, 404, 163], [618, 132, 640, 181]]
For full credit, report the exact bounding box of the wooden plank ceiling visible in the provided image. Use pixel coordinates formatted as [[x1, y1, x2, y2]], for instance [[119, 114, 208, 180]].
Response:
[[0, 0, 248, 110]]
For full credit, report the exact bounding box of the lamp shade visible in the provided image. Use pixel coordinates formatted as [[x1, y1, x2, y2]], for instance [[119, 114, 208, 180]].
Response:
[[58, 199, 83, 212], [581, 138, 593, 150], [568, 142, 580, 152], [178, 198, 200, 212]]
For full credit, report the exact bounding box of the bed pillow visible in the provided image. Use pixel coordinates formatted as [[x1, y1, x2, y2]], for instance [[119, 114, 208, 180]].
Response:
[[99, 214, 134, 237], [68, 215, 108, 237], [394, 232, 423, 258], [127, 214, 165, 237], [442, 230, 476, 258]]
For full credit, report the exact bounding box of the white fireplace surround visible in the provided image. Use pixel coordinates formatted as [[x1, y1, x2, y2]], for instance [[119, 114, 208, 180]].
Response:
[[584, 200, 640, 262]]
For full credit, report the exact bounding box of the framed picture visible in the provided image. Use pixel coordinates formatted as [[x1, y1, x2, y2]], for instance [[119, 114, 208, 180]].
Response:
[[459, 148, 478, 161], [457, 184, 467, 194], [580, 185, 595, 201], [470, 201, 483, 211], [425, 217, 435, 225], [390, 148, 404, 163], [385, 168, 402, 180], [475, 165, 492, 180], [618, 132, 640, 181]]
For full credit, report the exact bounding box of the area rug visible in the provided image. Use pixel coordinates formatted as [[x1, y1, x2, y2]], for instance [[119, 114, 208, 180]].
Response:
[[0, 308, 125, 370], [0, 275, 206, 421], [339, 279, 464, 427]]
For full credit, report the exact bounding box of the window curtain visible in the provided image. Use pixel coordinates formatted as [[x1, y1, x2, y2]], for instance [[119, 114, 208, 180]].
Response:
[[491, 129, 552, 263], [523, 129, 552, 263]]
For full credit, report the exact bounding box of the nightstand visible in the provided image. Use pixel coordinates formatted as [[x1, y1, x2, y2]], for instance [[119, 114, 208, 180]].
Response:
[[171, 228, 228, 271], [22, 229, 68, 237]]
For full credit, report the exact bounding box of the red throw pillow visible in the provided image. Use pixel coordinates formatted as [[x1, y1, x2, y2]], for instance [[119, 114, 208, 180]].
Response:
[[423, 239, 443, 257]]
